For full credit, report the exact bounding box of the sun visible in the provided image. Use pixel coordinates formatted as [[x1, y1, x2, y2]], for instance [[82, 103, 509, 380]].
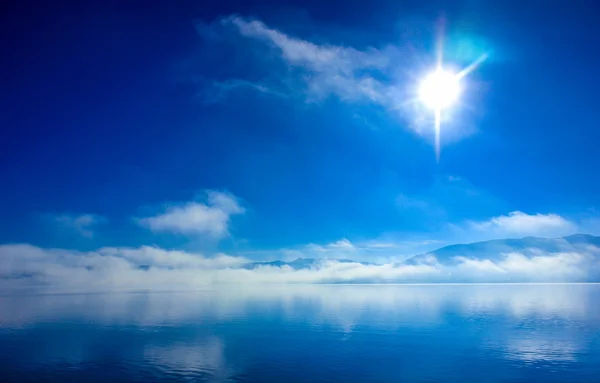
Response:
[[413, 21, 488, 162], [419, 68, 461, 110], [417, 67, 463, 162]]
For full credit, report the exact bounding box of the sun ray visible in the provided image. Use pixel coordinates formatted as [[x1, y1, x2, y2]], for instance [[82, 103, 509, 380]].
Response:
[[457, 53, 489, 79], [435, 17, 446, 71], [435, 108, 441, 162]]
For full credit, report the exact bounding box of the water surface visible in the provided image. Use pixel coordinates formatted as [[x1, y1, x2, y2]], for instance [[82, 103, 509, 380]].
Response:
[[1, 284, 599, 382]]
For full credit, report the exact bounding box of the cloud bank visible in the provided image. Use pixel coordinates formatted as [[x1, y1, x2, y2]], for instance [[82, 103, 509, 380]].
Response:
[[7, 189, 598, 291], [1, 240, 598, 292]]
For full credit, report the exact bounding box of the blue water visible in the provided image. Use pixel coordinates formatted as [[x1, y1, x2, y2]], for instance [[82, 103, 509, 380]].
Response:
[[1, 285, 599, 382]]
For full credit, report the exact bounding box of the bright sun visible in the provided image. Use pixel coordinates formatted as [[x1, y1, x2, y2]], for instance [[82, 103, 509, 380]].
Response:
[[414, 21, 488, 162], [419, 69, 461, 110]]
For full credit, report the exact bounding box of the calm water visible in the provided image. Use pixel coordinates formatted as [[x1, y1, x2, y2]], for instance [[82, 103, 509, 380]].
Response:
[[1, 285, 599, 382]]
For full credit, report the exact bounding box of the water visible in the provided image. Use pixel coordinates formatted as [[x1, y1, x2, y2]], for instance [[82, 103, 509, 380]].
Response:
[[1, 284, 599, 382]]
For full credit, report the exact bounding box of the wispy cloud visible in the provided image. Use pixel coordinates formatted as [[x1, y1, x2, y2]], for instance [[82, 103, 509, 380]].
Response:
[[52, 213, 106, 238], [137, 191, 244, 239], [198, 78, 289, 104], [222, 16, 396, 104], [305, 238, 356, 253], [195, 16, 481, 139]]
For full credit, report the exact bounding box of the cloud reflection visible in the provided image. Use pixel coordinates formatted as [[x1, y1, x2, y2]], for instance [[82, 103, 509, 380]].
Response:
[[1, 285, 599, 378]]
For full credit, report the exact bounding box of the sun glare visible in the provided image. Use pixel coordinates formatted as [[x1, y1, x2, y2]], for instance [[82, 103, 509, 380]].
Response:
[[419, 69, 461, 110], [411, 20, 487, 162]]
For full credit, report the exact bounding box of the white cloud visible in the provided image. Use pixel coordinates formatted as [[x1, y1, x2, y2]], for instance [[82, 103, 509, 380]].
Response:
[[1, 240, 598, 292], [138, 191, 244, 239], [222, 16, 397, 104], [455, 251, 593, 282], [53, 213, 106, 238], [469, 211, 578, 238]]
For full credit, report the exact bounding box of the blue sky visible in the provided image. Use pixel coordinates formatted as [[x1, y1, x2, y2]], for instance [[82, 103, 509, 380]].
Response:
[[2, 0, 600, 267]]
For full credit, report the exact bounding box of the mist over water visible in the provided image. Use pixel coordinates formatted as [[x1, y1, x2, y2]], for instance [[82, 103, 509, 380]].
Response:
[[1, 284, 599, 382]]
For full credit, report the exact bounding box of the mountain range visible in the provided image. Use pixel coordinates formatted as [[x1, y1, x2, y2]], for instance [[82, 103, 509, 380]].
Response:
[[243, 258, 377, 270], [244, 233, 600, 270]]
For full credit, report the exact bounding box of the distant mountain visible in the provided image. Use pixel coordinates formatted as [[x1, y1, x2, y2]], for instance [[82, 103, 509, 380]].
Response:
[[240, 234, 600, 279], [243, 258, 375, 270], [404, 233, 600, 265]]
